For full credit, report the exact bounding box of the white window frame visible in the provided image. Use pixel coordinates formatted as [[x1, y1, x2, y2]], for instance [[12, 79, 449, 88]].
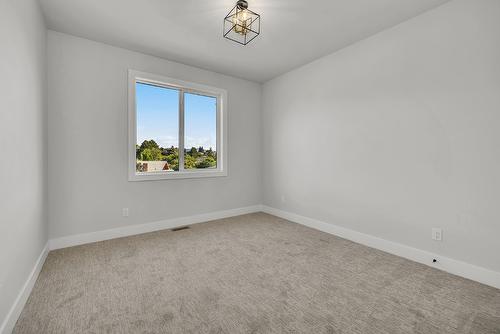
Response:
[[128, 70, 228, 181]]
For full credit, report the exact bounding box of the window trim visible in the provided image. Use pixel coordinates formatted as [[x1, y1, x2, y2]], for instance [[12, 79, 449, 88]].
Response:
[[128, 69, 228, 181]]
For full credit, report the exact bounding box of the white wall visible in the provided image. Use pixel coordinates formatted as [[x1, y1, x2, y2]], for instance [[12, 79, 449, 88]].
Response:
[[262, 0, 500, 272], [0, 0, 48, 328], [47, 31, 262, 239]]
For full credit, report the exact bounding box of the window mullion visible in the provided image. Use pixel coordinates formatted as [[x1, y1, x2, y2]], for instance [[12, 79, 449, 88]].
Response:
[[178, 90, 185, 172]]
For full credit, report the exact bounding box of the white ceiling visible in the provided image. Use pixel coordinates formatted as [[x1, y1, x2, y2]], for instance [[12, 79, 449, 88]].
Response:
[[39, 0, 450, 82]]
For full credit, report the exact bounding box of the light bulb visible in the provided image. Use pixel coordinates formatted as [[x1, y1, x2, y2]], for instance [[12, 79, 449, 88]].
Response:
[[233, 7, 250, 35]]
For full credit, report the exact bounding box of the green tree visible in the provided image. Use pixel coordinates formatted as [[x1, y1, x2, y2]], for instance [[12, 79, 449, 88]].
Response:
[[189, 147, 199, 158], [165, 153, 178, 164], [206, 148, 216, 159], [137, 140, 161, 159], [184, 154, 197, 169], [196, 156, 216, 168], [140, 147, 162, 161], [140, 140, 159, 151], [170, 158, 179, 171], [164, 146, 178, 155], [136, 144, 141, 159]]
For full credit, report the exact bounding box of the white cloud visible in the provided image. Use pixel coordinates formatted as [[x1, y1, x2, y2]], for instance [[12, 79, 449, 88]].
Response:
[[185, 136, 216, 150]]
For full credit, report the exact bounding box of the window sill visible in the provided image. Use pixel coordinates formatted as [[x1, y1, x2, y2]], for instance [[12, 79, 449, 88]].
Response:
[[129, 170, 227, 181]]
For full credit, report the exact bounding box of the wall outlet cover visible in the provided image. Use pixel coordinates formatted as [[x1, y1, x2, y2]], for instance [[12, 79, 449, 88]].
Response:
[[432, 228, 442, 241]]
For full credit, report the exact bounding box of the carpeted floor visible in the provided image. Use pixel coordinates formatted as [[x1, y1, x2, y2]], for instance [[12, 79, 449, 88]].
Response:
[[13, 213, 500, 333]]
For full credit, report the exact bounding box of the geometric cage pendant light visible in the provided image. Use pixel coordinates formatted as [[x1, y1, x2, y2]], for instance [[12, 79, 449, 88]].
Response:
[[223, 0, 261, 45]]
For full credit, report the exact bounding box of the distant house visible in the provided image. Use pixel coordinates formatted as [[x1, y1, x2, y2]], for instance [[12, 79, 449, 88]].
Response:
[[136, 161, 170, 172]]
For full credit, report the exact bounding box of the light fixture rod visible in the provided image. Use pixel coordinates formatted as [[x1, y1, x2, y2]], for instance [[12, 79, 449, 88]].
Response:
[[236, 0, 248, 9]]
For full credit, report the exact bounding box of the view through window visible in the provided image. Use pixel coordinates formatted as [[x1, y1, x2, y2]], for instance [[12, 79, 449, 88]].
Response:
[[135, 82, 218, 174]]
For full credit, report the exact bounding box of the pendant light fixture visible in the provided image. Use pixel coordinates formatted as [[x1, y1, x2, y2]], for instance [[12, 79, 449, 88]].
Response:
[[223, 0, 260, 45]]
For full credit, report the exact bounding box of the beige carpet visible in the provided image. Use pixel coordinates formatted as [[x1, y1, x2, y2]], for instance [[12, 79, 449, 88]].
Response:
[[13, 213, 500, 333]]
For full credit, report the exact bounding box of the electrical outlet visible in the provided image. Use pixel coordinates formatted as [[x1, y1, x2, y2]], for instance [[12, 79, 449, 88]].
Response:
[[432, 228, 442, 241], [122, 208, 129, 217], [280, 195, 286, 203]]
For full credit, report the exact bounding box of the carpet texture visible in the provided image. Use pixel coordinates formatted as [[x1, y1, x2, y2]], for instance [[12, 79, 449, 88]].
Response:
[[13, 213, 500, 333]]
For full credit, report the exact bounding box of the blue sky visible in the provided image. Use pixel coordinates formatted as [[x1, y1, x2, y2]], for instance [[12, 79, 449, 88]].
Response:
[[136, 82, 217, 150]]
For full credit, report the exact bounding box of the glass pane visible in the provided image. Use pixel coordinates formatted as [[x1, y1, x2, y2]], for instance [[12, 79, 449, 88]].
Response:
[[184, 93, 217, 170], [136, 82, 179, 173]]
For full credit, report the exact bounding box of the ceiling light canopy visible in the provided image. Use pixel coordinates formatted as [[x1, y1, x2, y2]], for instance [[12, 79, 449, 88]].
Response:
[[223, 0, 260, 45]]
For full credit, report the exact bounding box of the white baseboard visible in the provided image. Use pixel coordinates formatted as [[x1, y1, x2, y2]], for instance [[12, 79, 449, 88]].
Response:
[[0, 243, 49, 334], [49, 205, 263, 250], [262, 205, 500, 290]]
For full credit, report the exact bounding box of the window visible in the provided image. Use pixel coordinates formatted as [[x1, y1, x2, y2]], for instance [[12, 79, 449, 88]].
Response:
[[128, 70, 227, 181]]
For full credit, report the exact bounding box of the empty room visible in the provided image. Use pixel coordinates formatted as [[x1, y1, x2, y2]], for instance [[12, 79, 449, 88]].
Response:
[[1, 0, 500, 333]]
